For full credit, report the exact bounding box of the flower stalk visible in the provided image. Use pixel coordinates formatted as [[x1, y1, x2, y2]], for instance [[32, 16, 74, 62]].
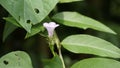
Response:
[[43, 22, 66, 68], [54, 32, 66, 68]]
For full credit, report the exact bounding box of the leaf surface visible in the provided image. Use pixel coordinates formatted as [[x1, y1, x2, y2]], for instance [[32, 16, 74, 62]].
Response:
[[52, 12, 116, 34], [71, 58, 120, 68], [61, 34, 120, 58], [0, 0, 58, 32], [0, 51, 33, 68]]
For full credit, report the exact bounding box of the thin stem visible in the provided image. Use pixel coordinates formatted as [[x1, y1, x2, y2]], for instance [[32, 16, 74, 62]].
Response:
[[58, 47, 65, 68], [54, 32, 66, 68]]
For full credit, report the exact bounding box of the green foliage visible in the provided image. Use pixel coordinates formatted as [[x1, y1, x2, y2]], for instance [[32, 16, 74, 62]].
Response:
[[71, 58, 120, 68], [0, 51, 33, 68], [52, 12, 116, 34], [43, 55, 63, 68], [3, 22, 18, 41], [59, 0, 83, 3], [0, 0, 59, 32], [4, 17, 45, 39], [25, 17, 51, 38], [25, 24, 44, 38], [3, 17, 21, 27], [3, 17, 20, 41], [0, 0, 120, 68], [61, 34, 120, 58]]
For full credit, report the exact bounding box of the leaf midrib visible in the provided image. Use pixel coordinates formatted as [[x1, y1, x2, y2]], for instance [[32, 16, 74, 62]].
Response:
[[62, 43, 120, 57]]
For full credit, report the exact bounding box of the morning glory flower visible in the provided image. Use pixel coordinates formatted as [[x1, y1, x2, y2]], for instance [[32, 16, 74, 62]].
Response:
[[43, 22, 59, 37]]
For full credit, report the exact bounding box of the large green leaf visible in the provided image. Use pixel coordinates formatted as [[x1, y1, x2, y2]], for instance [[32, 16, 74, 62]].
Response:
[[71, 58, 120, 68], [43, 55, 63, 68], [0, 0, 58, 32], [0, 51, 33, 68], [61, 34, 120, 58], [59, 0, 83, 3], [52, 12, 116, 34]]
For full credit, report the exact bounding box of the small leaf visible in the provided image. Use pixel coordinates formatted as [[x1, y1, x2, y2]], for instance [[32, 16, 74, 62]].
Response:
[[25, 16, 51, 38], [0, 51, 33, 68], [61, 34, 120, 58], [3, 17, 21, 27], [42, 55, 63, 68], [59, 0, 83, 3], [3, 22, 18, 42], [71, 58, 120, 68], [52, 12, 116, 34], [25, 24, 44, 38], [0, 0, 59, 32]]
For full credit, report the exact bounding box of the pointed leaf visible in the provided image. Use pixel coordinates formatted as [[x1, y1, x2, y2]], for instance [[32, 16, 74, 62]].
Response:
[[0, 51, 33, 68], [0, 0, 58, 32], [71, 58, 120, 68], [3, 17, 21, 27], [61, 34, 120, 58], [52, 12, 116, 34]]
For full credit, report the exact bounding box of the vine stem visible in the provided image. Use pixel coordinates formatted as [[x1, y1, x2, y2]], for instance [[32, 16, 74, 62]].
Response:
[[58, 47, 66, 68], [54, 32, 66, 68]]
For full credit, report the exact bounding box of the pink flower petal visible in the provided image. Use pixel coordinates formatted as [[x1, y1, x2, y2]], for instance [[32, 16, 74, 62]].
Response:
[[43, 22, 59, 37]]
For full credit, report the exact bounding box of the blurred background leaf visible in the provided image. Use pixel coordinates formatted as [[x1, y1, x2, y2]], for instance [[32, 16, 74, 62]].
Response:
[[42, 55, 63, 68], [71, 58, 120, 68], [0, 51, 33, 68], [3, 22, 18, 42]]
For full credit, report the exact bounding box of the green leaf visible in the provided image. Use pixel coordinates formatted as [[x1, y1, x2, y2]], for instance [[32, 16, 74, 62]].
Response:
[[59, 0, 83, 3], [4, 17, 43, 39], [3, 22, 18, 42], [52, 12, 116, 34], [0, 0, 59, 32], [3, 17, 21, 42], [25, 16, 51, 38], [71, 58, 120, 68], [25, 24, 44, 38], [0, 51, 33, 68], [43, 55, 63, 68], [3, 17, 21, 27], [61, 34, 120, 58]]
